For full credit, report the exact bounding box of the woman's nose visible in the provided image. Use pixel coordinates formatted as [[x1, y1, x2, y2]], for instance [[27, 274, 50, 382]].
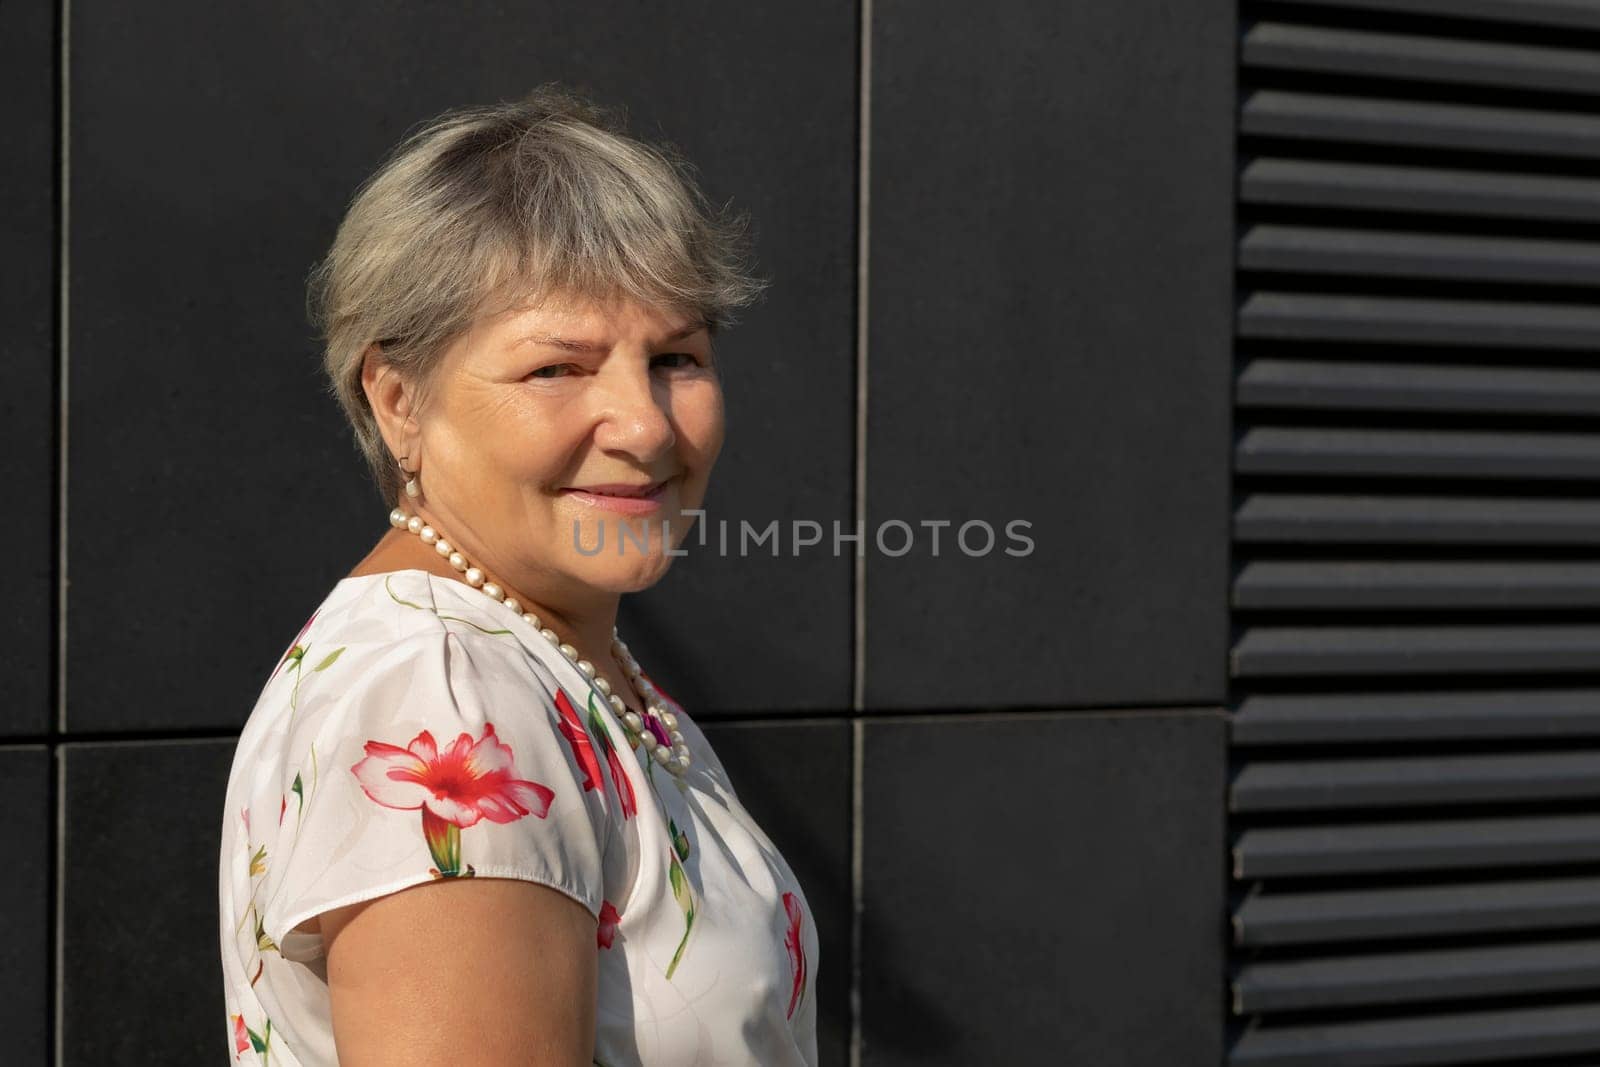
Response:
[[593, 363, 677, 457]]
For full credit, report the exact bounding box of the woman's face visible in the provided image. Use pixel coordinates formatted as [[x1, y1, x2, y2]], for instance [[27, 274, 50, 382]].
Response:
[[407, 291, 724, 599]]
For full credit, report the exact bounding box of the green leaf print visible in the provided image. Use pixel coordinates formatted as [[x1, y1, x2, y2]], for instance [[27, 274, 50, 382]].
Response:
[[249, 1017, 273, 1060], [628, 710, 697, 979], [311, 646, 345, 671], [665, 849, 696, 979], [254, 912, 278, 954], [383, 574, 512, 635]]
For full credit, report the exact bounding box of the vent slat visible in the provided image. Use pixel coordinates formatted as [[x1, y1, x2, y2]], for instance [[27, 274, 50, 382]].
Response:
[[1240, 159, 1600, 221], [1235, 876, 1600, 946], [1232, 750, 1600, 811], [1229, 1001, 1600, 1066], [1234, 560, 1600, 610], [1232, 688, 1600, 743], [1234, 937, 1600, 1014], [1234, 493, 1600, 546], [1243, 22, 1600, 95], [1232, 624, 1600, 676], [1237, 358, 1600, 415], [1236, 426, 1600, 480], [1239, 292, 1600, 348], [1257, 0, 1600, 34], [1241, 90, 1600, 159], [1233, 814, 1600, 878], [1240, 225, 1600, 285]]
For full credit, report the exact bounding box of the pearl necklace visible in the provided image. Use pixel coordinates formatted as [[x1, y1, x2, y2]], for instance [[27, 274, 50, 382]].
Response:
[[387, 505, 693, 775]]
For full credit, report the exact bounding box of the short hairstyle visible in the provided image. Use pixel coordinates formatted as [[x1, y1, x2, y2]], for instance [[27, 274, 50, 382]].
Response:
[[306, 82, 769, 505]]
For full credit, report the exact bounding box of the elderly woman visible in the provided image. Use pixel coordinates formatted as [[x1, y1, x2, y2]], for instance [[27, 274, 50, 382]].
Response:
[[218, 84, 817, 1066]]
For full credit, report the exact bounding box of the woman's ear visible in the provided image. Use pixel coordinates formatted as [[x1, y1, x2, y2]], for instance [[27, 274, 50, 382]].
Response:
[[361, 343, 417, 460]]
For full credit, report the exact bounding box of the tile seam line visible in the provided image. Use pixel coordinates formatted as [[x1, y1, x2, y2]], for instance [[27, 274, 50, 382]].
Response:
[[852, 3, 871, 713], [55, 0, 71, 1060], [850, 1, 872, 1066], [57, 0, 71, 738]]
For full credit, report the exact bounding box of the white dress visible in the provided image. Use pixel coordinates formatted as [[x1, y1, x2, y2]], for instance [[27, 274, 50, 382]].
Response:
[[218, 568, 819, 1066]]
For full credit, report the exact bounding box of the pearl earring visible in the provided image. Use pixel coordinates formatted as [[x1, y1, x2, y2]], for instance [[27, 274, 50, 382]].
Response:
[[399, 454, 421, 500]]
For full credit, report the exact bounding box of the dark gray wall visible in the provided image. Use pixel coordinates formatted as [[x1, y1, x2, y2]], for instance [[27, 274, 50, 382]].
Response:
[[3, 1, 1234, 1064]]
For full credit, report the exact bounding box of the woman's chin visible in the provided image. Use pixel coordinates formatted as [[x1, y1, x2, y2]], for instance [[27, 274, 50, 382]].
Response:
[[576, 555, 677, 594]]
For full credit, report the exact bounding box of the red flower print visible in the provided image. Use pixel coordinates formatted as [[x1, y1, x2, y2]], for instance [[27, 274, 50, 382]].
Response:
[[232, 1012, 271, 1058], [553, 689, 603, 794], [603, 740, 637, 819], [597, 900, 621, 949], [783, 891, 807, 1020], [583, 691, 637, 820], [351, 721, 555, 879], [278, 794, 286, 826]]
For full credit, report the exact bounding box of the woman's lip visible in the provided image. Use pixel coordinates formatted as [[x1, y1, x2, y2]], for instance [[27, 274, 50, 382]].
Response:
[[558, 478, 671, 515], [563, 480, 668, 496]]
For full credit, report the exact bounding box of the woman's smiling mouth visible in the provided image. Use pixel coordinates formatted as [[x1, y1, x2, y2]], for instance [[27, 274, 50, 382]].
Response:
[[559, 477, 672, 514]]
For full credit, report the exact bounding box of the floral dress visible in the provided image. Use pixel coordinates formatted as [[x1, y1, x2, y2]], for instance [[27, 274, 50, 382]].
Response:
[[218, 568, 818, 1066]]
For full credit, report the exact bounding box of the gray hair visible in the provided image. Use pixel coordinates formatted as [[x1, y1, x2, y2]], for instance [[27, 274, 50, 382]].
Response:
[[306, 82, 769, 505]]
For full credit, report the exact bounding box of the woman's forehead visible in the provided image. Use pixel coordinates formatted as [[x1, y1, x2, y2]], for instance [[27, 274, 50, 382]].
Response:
[[483, 295, 705, 352]]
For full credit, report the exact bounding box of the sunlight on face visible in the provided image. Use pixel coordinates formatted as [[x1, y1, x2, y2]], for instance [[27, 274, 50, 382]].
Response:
[[414, 290, 725, 598]]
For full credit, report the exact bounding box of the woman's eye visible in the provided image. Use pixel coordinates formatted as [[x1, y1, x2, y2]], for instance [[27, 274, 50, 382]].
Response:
[[528, 364, 575, 379], [653, 353, 700, 370]]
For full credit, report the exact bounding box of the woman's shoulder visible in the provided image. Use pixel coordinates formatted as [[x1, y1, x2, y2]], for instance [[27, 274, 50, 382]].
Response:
[[295, 568, 515, 643], [280, 568, 558, 670], [239, 570, 567, 754]]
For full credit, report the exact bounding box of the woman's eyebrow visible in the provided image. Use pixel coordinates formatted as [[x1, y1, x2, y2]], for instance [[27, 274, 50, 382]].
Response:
[[512, 320, 708, 353]]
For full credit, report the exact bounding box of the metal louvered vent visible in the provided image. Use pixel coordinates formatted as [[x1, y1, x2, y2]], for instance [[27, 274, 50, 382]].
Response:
[[1229, 2, 1600, 1065]]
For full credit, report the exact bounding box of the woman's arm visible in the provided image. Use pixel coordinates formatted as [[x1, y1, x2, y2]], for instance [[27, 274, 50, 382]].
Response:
[[318, 876, 598, 1066]]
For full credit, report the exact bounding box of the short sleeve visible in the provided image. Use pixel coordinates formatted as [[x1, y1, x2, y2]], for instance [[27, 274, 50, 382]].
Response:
[[258, 628, 609, 960]]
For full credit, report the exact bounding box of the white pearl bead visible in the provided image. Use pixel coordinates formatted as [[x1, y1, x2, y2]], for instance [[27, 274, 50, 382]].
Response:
[[594, 677, 611, 695], [623, 711, 642, 731], [435, 539, 452, 556], [405, 478, 421, 498], [419, 525, 437, 545], [652, 744, 672, 765], [523, 613, 542, 629], [464, 567, 484, 587], [389, 508, 407, 527], [558, 643, 578, 660], [502, 597, 519, 614], [640, 731, 658, 751], [608, 694, 626, 714], [661, 711, 678, 730], [540, 628, 560, 645], [482, 583, 504, 601], [406, 516, 423, 534], [448, 552, 467, 572], [577, 660, 596, 677], [676, 751, 692, 770], [669, 730, 684, 744]]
